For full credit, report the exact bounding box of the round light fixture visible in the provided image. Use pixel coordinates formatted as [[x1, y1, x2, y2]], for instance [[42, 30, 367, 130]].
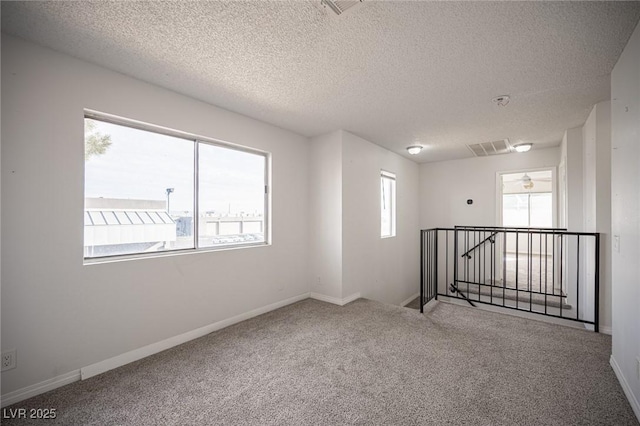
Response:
[[521, 174, 534, 190], [513, 143, 532, 153], [407, 145, 423, 155]]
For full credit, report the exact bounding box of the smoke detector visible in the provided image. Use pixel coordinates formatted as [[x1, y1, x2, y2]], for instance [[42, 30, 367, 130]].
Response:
[[492, 95, 510, 107], [321, 0, 363, 15]]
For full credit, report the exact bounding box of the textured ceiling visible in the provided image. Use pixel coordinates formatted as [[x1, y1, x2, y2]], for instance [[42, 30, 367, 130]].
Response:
[[3, 1, 640, 163]]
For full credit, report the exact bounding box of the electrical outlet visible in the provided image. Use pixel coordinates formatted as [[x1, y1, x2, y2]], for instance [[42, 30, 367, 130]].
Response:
[[614, 235, 620, 253], [637, 357, 640, 381], [1, 349, 17, 372]]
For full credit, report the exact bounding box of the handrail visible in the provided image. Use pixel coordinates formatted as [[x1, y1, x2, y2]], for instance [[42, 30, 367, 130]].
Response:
[[460, 231, 497, 259], [455, 225, 568, 231], [419, 226, 601, 332]]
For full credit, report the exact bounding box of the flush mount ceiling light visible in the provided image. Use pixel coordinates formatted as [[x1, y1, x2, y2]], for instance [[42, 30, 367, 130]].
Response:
[[513, 143, 533, 153], [407, 145, 423, 155]]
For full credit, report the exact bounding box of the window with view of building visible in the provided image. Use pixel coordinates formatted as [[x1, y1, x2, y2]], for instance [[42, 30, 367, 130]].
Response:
[[84, 113, 269, 261], [381, 170, 396, 238]]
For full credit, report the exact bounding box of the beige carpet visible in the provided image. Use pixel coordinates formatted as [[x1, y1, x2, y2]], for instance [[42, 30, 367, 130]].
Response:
[[503, 253, 561, 294], [3, 299, 637, 425]]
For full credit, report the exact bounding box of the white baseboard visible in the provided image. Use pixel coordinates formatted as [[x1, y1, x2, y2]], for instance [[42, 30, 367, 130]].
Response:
[[599, 325, 612, 335], [610, 355, 640, 422], [1, 292, 310, 407], [1, 370, 80, 408], [341, 292, 361, 305], [401, 292, 420, 307], [310, 292, 361, 306], [437, 296, 589, 331], [81, 292, 310, 380]]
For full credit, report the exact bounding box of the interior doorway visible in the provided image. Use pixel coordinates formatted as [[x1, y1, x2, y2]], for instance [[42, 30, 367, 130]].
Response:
[[497, 169, 557, 294], [500, 170, 554, 228]]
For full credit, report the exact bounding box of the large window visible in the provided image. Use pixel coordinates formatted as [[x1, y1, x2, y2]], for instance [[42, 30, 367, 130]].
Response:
[[381, 170, 396, 238], [84, 113, 268, 260]]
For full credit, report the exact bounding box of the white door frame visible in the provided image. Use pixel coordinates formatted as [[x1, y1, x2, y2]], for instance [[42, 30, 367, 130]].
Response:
[[495, 167, 558, 228], [494, 167, 558, 285]]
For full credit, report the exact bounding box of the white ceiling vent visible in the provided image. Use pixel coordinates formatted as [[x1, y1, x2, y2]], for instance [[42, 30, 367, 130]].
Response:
[[321, 0, 362, 15], [467, 139, 512, 157]]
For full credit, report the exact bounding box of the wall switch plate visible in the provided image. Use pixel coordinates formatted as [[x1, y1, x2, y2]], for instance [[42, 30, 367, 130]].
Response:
[[614, 235, 620, 253], [1, 349, 17, 371]]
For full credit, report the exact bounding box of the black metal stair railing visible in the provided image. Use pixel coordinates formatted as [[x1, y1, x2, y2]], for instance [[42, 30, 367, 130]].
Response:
[[460, 231, 497, 259], [420, 226, 600, 332]]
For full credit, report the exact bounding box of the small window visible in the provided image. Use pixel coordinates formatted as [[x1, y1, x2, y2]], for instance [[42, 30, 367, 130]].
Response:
[[84, 113, 269, 261], [381, 171, 396, 238]]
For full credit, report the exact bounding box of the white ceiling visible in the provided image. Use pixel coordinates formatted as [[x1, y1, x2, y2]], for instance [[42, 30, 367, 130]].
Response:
[[2, 1, 640, 163]]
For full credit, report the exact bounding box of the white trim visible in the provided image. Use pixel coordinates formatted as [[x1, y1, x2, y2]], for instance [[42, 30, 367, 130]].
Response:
[[2, 293, 310, 406], [310, 292, 361, 306], [437, 296, 590, 331], [610, 355, 640, 422], [584, 324, 612, 335], [380, 170, 396, 180], [0, 293, 310, 406], [81, 292, 310, 380], [401, 292, 420, 307], [1, 370, 81, 408], [495, 166, 558, 227], [309, 292, 342, 305], [341, 292, 361, 305]]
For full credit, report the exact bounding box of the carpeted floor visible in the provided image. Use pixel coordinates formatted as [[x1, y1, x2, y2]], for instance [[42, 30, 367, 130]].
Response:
[[3, 299, 637, 425]]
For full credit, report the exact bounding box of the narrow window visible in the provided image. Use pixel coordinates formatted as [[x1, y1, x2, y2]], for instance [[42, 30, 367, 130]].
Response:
[[380, 170, 396, 238], [84, 113, 269, 261]]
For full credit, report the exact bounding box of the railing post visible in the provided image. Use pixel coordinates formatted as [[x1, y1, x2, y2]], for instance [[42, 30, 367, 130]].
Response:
[[594, 233, 600, 333], [420, 230, 424, 313], [453, 228, 458, 297], [434, 230, 438, 301]]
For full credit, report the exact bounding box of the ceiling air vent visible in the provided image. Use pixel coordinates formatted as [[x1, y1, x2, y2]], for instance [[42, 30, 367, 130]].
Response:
[[321, 0, 362, 15], [467, 139, 512, 157]]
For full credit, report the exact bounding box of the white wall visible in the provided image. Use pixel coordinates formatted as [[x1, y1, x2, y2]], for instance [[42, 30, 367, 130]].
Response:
[[581, 102, 612, 330], [561, 127, 584, 231], [611, 20, 640, 420], [419, 148, 560, 228], [308, 130, 420, 306], [1, 35, 310, 395], [309, 131, 342, 299], [560, 127, 585, 322], [341, 131, 420, 305]]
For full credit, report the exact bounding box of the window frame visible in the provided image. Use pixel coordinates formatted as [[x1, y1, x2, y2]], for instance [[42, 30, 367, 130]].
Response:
[[496, 167, 557, 228], [83, 110, 270, 264], [380, 170, 397, 238]]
